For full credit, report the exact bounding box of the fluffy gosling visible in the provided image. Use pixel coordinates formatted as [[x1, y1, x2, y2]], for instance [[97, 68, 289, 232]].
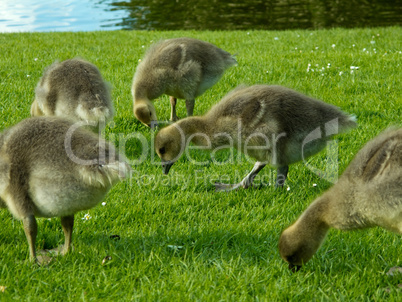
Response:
[[132, 37, 237, 127], [154, 85, 357, 191], [279, 128, 402, 271], [0, 117, 131, 263], [31, 58, 114, 130]]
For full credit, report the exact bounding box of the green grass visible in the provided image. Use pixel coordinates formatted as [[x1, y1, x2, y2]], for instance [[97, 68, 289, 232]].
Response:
[[0, 27, 401, 301]]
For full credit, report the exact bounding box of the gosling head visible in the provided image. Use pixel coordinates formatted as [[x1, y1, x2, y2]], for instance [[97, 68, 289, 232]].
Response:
[[155, 125, 185, 174], [278, 224, 323, 272], [134, 102, 158, 128]]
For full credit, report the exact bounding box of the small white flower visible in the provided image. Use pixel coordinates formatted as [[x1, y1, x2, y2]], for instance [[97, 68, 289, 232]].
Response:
[[102, 202, 106, 206], [26, 75, 30, 77], [350, 66, 359, 70], [352, 44, 355, 47], [274, 37, 279, 40], [315, 47, 319, 50], [34, 58, 38, 61], [82, 213, 92, 220], [297, 35, 300, 37], [370, 41, 375, 44], [138, 59, 141, 62], [313, 183, 317, 187], [332, 44, 336, 48], [141, 45, 145, 48], [339, 71, 343, 76], [247, 32, 250, 35], [295, 47, 297, 50], [168, 245, 183, 250], [363, 48, 366, 51], [287, 187, 290, 191], [321, 73, 325, 76], [350, 70, 354, 74]]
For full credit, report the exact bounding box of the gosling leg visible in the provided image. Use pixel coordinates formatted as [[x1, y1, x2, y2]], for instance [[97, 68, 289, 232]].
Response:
[[185, 99, 195, 116], [215, 162, 266, 192], [170, 96, 179, 121], [275, 166, 289, 187], [23, 214, 38, 262], [60, 215, 74, 255]]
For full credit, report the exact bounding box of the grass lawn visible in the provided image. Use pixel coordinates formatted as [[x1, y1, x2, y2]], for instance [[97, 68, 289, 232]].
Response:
[[0, 27, 401, 301]]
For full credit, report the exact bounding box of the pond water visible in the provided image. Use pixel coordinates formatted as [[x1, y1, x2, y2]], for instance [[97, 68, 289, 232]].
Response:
[[1, 0, 401, 32]]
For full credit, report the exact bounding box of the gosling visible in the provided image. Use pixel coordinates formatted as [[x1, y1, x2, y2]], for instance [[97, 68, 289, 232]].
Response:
[[132, 37, 237, 127], [154, 84, 357, 191], [279, 128, 402, 271], [0, 117, 131, 263], [31, 58, 114, 130]]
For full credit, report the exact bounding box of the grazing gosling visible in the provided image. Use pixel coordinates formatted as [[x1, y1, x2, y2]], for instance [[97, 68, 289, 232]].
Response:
[[0, 117, 131, 263], [154, 85, 357, 191], [31, 58, 114, 130], [279, 128, 402, 271], [132, 37, 237, 127]]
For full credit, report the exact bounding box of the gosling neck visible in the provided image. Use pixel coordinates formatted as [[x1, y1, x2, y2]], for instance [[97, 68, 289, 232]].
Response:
[[295, 196, 331, 244], [175, 117, 211, 148]]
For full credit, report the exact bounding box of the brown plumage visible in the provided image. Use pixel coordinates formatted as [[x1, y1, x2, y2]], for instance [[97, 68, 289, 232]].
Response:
[[0, 117, 131, 263], [132, 37, 237, 127], [279, 128, 402, 271], [31, 58, 114, 130], [154, 84, 357, 190]]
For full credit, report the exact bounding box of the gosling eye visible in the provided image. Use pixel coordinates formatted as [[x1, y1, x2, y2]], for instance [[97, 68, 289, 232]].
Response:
[[159, 147, 166, 155]]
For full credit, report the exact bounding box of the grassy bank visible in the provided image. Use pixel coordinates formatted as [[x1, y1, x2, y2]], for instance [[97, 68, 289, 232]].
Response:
[[0, 27, 401, 301]]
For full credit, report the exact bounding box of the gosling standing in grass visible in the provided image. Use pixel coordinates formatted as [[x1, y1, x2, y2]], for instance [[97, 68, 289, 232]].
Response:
[[0, 117, 131, 263], [154, 85, 357, 191], [279, 128, 402, 271], [132, 37, 237, 127], [31, 58, 114, 130]]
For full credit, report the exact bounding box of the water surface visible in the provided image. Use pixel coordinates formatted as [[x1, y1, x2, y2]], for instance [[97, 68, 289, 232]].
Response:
[[0, 0, 401, 32]]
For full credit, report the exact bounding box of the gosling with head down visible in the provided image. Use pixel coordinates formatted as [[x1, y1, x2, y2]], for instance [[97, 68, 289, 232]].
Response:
[[132, 37, 237, 127], [31, 58, 114, 130], [279, 128, 402, 271], [0, 117, 131, 264], [154, 84, 357, 191]]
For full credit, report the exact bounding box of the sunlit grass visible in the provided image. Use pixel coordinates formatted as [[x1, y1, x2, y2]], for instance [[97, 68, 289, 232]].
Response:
[[0, 27, 401, 301]]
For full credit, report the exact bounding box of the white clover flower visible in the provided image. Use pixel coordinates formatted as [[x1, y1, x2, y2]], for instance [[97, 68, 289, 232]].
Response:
[[27, 75, 30, 77], [287, 187, 290, 191], [315, 47, 319, 50], [352, 44, 355, 47], [308, 63, 311, 67], [141, 45, 145, 48], [363, 48, 366, 51], [350, 66, 359, 70], [247, 32, 250, 35], [102, 202, 106, 206], [295, 47, 297, 50], [274, 37, 279, 40], [332, 44, 336, 48], [313, 183, 317, 187], [34, 58, 38, 61], [339, 71, 343, 76], [370, 41, 375, 44], [82, 213, 92, 220]]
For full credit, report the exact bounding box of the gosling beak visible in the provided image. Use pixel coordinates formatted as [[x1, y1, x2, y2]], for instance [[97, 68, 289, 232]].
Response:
[[162, 161, 174, 175], [288, 263, 302, 272], [149, 121, 158, 129]]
